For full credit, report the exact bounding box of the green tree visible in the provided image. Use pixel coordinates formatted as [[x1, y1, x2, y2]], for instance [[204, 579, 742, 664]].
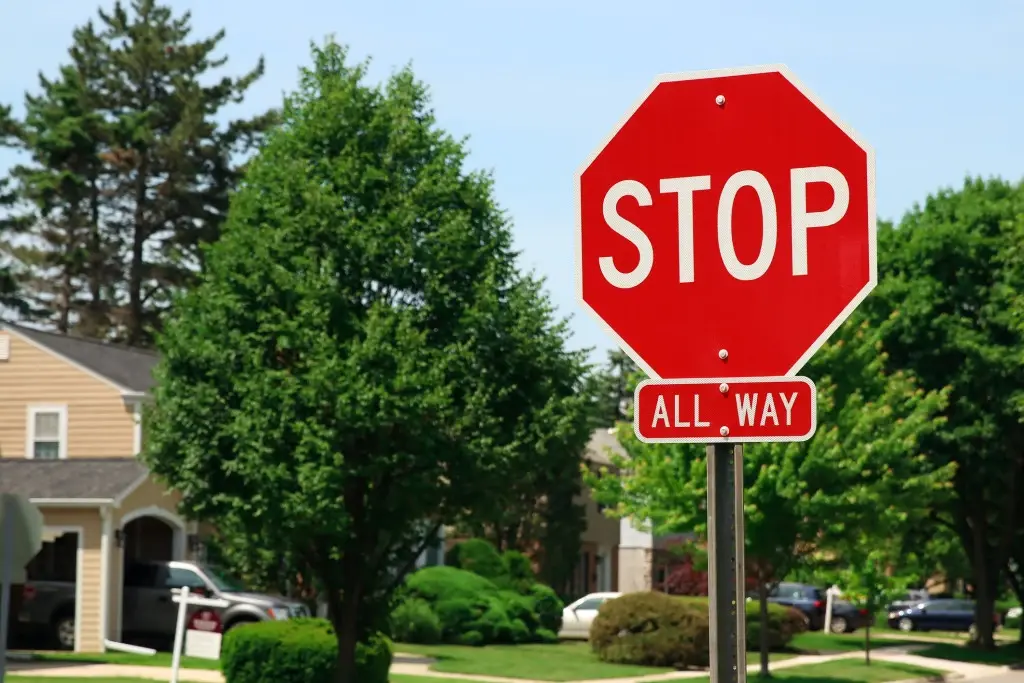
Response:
[[455, 275, 593, 592], [862, 178, 1024, 648], [586, 349, 639, 428], [143, 41, 578, 683], [587, 319, 951, 677], [0, 58, 115, 333], [97, 0, 277, 344]]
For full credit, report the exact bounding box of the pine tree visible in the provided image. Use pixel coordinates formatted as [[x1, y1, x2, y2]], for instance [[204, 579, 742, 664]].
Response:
[[0, 56, 115, 333], [0, 1, 276, 343], [93, 0, 277, 345]]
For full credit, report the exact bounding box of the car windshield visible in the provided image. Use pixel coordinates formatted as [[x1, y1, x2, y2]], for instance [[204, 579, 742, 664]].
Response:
[[202, 564, 247, 592]]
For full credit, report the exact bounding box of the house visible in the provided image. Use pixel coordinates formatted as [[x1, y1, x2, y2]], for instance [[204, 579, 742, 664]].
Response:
[[0, 322, 199, 653], [565, 427, 653, 597]]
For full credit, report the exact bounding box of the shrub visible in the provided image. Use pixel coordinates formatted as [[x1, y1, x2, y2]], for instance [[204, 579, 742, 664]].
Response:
[[529, 584, 564, 633], [447, 539, 507, 581], [591, 592, 710, 669], [405, 565, 500, 602], [399, 558, 564, 645], [677, 596, 805, 650], [502, 550, 536, 590], [535, 627, 559, 644], [390, 598, 442, 644], [501, 591, 540, 632], [457, 629, 484, 646], [221, 618, 392, 683], [509, 618, 531, 643]]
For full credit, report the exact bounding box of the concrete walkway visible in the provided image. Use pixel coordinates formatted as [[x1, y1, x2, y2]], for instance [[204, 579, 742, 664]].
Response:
[[2, 648, 1012, 683]]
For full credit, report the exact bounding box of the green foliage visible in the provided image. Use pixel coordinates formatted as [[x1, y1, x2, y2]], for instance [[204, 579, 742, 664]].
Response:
[[389, 598, 442, 644], [405, 566, 500, 603], [861, 178, 1024, 648], [590, 592, 710, 669], [220, 619, 391, 683], [502, 550, 536, 589], [528, 583, 564, 633], [0, 0, 274, 342], [395, 564, 563, 644], [448, 539, 506, 581], [590, 593, 804, 668], [587, 317, 951, 668], [142, 39, 582, 680]]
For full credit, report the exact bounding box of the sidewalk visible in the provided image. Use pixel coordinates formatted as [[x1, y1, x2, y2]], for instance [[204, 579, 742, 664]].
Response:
[[2, 647, 1012, 683]]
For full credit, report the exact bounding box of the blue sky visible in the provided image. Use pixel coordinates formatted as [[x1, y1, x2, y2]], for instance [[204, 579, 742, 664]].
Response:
[[3, 1, 1023, 363]]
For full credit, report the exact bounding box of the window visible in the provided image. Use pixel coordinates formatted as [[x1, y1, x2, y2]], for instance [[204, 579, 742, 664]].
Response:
[[162, 566, 209, 591], [124, 563, 160, 588], [575, 598, 605, 611], [27, 405, 67, 459]]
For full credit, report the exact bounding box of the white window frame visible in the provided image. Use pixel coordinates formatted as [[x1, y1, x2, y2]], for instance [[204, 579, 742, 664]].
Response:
[[26, 404, 69, 460]]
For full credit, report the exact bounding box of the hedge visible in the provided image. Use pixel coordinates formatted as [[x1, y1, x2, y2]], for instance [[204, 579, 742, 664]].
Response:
[[590, 592, 806, 668], [221, 618, 391, 683], [395, 547, 565, 645]]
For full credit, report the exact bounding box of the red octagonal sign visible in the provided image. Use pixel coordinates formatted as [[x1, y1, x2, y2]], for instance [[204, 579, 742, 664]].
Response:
[[576, 65, 876, 380]]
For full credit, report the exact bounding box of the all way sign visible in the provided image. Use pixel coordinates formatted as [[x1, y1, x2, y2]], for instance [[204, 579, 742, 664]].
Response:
[[634, 377, 816, 444]]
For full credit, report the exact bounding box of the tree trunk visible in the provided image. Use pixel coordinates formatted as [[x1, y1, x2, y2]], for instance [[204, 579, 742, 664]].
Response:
[[864, 621, 871, 665], [758, 578, 771, 678], [325, 562, 364, 683], [970, 519, 997, 649], [128, 156, 148, 346]]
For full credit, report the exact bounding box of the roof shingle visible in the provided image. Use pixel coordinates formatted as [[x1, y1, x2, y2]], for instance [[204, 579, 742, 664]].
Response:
[[0, 458, 149, 500]]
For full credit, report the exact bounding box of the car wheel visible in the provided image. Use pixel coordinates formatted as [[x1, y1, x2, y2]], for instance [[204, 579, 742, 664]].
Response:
[[52, 614, 75, 650], [898, 617, 915, 632], [829, 617, 848, 634]]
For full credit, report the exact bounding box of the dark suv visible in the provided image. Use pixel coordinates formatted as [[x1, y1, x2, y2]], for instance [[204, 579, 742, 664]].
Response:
[[765, 582, 871, 633]]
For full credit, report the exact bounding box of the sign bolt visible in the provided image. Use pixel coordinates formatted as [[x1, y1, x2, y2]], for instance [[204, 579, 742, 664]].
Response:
[[718, 349, 728, 360], [720, 426, 730, 437], [715, 94, 726, 107], [719, 383, 729, 394]]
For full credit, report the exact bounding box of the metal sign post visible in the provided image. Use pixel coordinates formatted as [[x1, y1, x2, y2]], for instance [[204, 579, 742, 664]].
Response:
[[706, 443, 746, 683]]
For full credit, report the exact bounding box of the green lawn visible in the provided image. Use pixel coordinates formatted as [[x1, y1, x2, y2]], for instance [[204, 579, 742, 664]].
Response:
[[663, 660, 942, 683], [24, 650, 220, 671], [395, 641, 798, 681], [913, 641, 1024, 666], [789, 632, 924, 653], [396, 641, 673, 681], [6, 677, 486, 683]]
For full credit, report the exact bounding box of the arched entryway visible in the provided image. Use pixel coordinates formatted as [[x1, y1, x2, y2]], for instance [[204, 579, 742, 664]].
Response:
[[117, 507, 187, 647], [120, 507, 186, 562]]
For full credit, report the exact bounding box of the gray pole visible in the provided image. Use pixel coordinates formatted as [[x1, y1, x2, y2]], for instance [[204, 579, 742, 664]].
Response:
[[706, 443, 746, 683], [0, 496, 14, 683]]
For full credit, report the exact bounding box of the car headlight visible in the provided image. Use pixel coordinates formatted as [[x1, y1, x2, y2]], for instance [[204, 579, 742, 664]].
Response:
[[888, 612, 897, 619], [267, 606, 291, 620]]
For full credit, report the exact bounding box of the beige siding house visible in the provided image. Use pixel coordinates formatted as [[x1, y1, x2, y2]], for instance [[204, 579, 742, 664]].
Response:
[[0, 323, 196, 653]]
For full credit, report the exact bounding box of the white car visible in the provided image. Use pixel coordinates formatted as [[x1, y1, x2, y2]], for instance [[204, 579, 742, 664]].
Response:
[[558, 592, 621, 639]]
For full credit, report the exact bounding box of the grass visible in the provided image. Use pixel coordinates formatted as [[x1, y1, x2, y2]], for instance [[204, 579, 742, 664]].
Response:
[[396, 641, 673, 681], [6, 678, 489, 683], [663, 660, 943, 683], [23, 650, 220, 671], [790, 632, 924, 653], [396, 641, 799, 680], [914, 641, 1024, 666]]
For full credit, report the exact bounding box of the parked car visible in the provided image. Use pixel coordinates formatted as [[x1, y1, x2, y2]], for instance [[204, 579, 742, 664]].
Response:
[[884, 589, 930, 613], [558, 592, 621, 639], [886, 598, 995, 635], [763, 582, 871, 633], [18, 559, 311, 650]]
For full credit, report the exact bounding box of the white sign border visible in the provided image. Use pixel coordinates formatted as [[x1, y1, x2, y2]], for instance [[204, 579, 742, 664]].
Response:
[[632, 375, 818, 444], [575, 64, 877, 380]]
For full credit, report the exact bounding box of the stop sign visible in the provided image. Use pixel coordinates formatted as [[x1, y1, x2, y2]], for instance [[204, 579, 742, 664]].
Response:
[[576, 65, 876, 379]]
